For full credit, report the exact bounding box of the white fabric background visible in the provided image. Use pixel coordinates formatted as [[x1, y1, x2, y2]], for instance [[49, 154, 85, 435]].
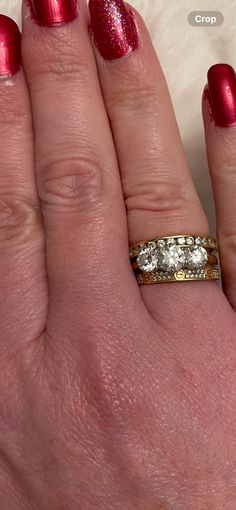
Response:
[[2, 0, 236, 230]]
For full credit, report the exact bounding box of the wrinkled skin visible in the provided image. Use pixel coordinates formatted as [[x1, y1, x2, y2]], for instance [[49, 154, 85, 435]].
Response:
[[1, 1, 236, 509]]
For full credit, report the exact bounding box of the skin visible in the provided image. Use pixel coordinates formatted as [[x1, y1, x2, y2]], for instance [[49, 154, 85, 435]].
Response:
[[1, 0, 236, 508]]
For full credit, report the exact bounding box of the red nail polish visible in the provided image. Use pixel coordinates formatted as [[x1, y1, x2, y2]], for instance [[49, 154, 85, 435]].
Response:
[[207, 64, 236, 127], [28, 0, 78, 27], [0, 15, 21, 77], [203, 87, 214, 123], [89, 0, 139, 60]]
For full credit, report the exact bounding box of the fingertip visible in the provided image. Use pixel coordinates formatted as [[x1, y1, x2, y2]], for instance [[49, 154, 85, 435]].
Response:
[[206, 63, 236, 128]]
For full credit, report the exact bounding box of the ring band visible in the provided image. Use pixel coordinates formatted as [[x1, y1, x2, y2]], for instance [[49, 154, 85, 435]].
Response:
[[129, 235, 220, 285]]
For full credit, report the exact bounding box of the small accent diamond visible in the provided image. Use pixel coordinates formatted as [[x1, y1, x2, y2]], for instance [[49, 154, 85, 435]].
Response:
[[177, 237, 186, 245], [136, 247, 159, 273], [186, 237, 194, 245], [166, 238, 176, 246], [157, 239, 165, 248], [148, 241, 156, 250], [195, 237, 202, 245]]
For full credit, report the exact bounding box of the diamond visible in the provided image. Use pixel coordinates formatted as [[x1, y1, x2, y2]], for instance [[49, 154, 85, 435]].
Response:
[[133, 246, 140, 256], [195, 237, 202, 245], [186, 237, 194, 245], [157, 239, 166, 248], [177, 237, 186, 245], [148, 241, 156, 250], [136, 247, 159, 273], [166, 238, 176, 246], [158, 246, 186, 273], [185, 246, 208, 269]]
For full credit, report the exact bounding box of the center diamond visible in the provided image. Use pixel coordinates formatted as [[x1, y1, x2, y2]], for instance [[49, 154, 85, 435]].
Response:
[[158, 246, 186, 273]]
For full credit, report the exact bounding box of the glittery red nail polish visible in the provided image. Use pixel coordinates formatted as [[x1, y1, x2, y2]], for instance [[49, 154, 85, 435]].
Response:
[[28, 0, 78, 27], [89, 0, 139, 60], [207, 64, 236, 127], [0, 15, 21, 76]]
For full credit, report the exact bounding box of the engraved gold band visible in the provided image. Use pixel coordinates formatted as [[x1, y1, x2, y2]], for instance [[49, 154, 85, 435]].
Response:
[[129, 234, 220, 285]]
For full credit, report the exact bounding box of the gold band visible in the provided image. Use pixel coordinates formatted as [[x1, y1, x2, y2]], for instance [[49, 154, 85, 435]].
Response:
[[136, 268, 220, 285], [129, 234, 220, 285]]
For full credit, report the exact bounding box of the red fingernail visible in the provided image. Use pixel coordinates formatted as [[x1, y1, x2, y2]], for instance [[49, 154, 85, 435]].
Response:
[[0, 15, 21, 77], [89, 0, 139, 60], [28, 0, 78, 27], [207, 64, 236, 127]]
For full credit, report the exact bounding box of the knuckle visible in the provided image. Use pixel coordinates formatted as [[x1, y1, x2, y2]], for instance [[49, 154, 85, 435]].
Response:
[[31, 56, 91, 83], [0, 87, 29, 128], [27, 33, 91, 84], [125, 178, 196, 215], [213, 158, 236, 181], [106, 76, 160, 115], [0, 197, 41, 243], [39, 157, 106, 212]]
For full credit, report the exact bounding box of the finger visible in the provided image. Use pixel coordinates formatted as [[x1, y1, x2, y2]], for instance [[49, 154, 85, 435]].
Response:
[[89, 0, 208, 243], [203, 63, 236, 310], [22, 0, 139, 337], [0, 16, 47, 353], [88, 0, 217, 311]]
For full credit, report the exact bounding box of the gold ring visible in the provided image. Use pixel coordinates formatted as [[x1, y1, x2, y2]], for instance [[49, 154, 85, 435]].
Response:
[[129, 235, 220, 285]]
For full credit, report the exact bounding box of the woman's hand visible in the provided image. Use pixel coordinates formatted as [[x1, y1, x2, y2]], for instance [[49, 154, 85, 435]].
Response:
[[1, 0, 236, 507]]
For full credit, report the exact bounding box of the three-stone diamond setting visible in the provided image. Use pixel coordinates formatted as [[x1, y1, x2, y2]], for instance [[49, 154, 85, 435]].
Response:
[[136, 239, 210, 273]]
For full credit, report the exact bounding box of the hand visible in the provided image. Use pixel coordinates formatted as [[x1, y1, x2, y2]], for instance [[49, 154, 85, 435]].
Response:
[[1, 0, 236, 508]]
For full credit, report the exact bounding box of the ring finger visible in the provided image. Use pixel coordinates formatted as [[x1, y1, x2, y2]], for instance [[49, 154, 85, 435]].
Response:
[[88, 0, 213, 312]]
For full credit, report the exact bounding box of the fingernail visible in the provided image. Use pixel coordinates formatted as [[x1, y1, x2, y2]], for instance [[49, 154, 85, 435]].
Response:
[[89, 0, 139, 60], [0, 15, 21, 77], [28, 0, 78, 27], [203, 87, 214, 123], [207, 64, 236, 127]]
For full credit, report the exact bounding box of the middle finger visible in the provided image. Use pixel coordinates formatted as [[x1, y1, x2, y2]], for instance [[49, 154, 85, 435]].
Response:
[[22, 0, 136, 338]]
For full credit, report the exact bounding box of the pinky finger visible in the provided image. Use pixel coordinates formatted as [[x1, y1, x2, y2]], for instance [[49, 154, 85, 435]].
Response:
[[203, 63, 236, 309]]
